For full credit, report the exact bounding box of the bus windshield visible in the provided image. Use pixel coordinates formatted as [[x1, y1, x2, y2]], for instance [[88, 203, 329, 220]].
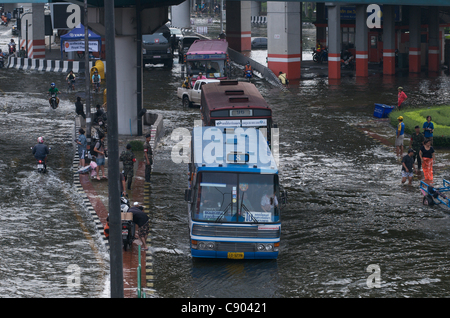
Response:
[[193, 172, 280, 223], [186, 59, 226, 79]]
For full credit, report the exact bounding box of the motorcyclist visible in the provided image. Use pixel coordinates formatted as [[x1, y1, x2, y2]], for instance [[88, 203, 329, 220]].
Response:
[[91, 70, 101, 91], [66, 70, 76, 90], [341, 49, 354, 66], [1, 15, 8, 26], [8, 39, 16, 55], [32, 137, 50, 166], [94, 104, 107, 127], [48, 82, 60, 107]]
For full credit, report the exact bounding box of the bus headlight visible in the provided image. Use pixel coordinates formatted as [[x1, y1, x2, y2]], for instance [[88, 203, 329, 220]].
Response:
[[256, 243, 277, 252], [193, 241, 215, 250]]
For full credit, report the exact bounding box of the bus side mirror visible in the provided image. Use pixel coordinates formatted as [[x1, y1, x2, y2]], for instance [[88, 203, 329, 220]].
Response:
[[185, 189, 192, 202], [280, 190, 288, 205]]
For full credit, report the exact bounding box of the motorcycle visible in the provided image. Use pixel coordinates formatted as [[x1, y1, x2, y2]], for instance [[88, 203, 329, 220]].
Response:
[[36, 159, 47, 173], [49, 92, 58, 109], [312, 48, 328, 64], [8, 44, 15, 56], [121, 197, 135, 251], [93, 81, 101, 93], [67, 79, 75, 92]]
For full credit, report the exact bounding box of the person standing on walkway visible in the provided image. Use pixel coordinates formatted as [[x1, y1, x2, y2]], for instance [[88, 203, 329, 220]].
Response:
[[120, 143, 136, 190], [75, 128, 87, 168], [423, 116, 434, 145], [129, 204, 150, 250], [94, 134, 107, 180], [410, 125, 425, 173], [396, 116, 405, 160], [397, 87, 407, 109], [144, 133, 153, 183], [419, 139, 435, 182], [401, 149, 416, 185], [75, 96, 86, 119]]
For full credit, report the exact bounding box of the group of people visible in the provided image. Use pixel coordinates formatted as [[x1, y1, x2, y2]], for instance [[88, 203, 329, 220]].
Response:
[[396, 114, 436, 185]]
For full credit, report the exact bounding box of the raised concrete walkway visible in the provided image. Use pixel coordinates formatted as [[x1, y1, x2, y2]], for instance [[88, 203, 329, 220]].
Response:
[[73, 117, 160, 298]]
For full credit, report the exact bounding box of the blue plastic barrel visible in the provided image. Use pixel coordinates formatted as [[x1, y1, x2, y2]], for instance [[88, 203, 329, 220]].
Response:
[[374, 104, 394, 118]]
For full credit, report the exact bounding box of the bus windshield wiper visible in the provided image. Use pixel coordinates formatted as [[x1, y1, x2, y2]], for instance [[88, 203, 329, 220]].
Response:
[[215, 202, 231, 222]]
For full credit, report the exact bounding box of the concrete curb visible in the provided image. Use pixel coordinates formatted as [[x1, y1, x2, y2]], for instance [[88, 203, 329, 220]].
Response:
[[8, 56, 104, 73], [72, 146, 110, 251]]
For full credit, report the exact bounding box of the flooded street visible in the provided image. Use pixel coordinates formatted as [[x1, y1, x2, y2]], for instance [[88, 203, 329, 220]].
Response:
[[1, 21, 450, 297], [0, 70, 109, 297], [145, 57, 450, 297]]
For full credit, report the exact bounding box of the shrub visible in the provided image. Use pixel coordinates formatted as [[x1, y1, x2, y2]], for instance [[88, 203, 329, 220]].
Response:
[[129, 140, 144, 151], [389, 106, 450, 148]]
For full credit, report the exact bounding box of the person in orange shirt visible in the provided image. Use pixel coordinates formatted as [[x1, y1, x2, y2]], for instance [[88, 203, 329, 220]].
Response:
[[398, 87, 407, 109]]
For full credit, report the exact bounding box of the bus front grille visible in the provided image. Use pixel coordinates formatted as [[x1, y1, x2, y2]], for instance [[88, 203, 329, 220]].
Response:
[[192, 224, 280, 238], [215, 242, 256, 252]]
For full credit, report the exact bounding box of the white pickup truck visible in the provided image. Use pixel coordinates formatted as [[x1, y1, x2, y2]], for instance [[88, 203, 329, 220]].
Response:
[[177, 78, 220, 107]]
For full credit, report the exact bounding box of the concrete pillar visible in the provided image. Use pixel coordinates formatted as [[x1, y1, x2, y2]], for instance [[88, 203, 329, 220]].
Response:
[[428, 6, 440, 72], [327, 3, 341, 80], [19, 3, 45, 59], [171, 0, 190, 29], [315, 3, 327, 46], [355, 5, 368, 77], [409, 6, 421, 73], [226, 0, 251, 52], [383, 5, 396, 75], [114, 8, 141, 136], [251, 1, 261, 16], [267, 2, 301, 80]]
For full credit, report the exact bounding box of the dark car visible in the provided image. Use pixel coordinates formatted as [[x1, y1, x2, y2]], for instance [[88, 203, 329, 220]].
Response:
[[178, 35, 201, 62], [251, 37, 267, 49]]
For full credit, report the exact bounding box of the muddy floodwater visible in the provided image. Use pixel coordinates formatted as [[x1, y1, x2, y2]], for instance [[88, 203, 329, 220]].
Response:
[[1, 24, 450, 297]]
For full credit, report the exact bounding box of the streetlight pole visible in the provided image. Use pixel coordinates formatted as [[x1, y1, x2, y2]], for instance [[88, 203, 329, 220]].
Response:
[[84, 0, 91, 156], [104, 0, 124, 298]]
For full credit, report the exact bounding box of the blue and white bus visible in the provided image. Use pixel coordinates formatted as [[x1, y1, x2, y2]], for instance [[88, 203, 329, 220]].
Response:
[[184, 126, 286, 259]]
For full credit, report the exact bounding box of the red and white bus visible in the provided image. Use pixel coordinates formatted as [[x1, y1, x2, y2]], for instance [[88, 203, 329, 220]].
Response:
[[184, 39, 230, 82], [200, 80, 274, 145]]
